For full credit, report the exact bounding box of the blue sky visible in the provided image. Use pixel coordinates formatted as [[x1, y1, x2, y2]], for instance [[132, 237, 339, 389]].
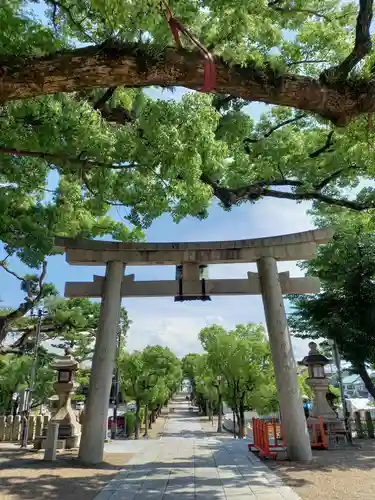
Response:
[[0, 2, 317, 361]]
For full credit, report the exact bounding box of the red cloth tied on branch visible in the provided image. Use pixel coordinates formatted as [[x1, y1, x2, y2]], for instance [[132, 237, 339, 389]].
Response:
[[164, 4, 216, 93]]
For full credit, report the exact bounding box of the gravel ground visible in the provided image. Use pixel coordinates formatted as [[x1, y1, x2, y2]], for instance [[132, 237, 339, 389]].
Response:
[[267, 439, 375, 500], [0, 445, 132, 500]]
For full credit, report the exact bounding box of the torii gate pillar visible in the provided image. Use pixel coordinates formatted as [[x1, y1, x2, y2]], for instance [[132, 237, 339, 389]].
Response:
[[257, 257, 312, 462], [78, 261, 124, 464]]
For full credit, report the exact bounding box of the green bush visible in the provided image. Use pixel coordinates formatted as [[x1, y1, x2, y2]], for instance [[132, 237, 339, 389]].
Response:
[[139, 406, 145, 425], [125, 411, 136, 437]]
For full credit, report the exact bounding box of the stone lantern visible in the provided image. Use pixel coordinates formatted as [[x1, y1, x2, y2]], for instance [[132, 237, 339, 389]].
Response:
[[301, 342, 336, 420], [300, 342, 346, 440], [49, 347, 82, 448]]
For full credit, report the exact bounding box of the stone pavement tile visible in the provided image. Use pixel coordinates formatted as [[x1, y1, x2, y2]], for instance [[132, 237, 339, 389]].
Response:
[[225, 495, 256, 500], [224, 485, 254, 496], [163, 492, 196, 500], [253, 493, 284, 500], [102, 481, 141, 492], [194, 493, 226, 500], [110, 490, 138, 500], [274, 486, 302, 499], [166, 483, 195, 492], [134, 491, 164, 500], [250, 485, 277, 496], [141, 479, 169, 491], [167, 487, 196, 495], [92, 490, 116, 500], [217, 470, 240, 478], [168, 474, 195, 484]]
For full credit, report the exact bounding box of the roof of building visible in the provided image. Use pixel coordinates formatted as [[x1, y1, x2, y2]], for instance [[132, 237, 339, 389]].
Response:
[[342, 374, 361, 384]]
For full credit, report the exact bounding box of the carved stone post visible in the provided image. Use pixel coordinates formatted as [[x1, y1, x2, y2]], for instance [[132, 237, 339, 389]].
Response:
[[257, 257, 312, 462], [79, 261, 125, 464]]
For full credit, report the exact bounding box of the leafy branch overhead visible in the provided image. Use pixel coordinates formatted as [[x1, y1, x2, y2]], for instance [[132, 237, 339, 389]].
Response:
[[2, 1, 375, 265], [0, 1, 374, 125]]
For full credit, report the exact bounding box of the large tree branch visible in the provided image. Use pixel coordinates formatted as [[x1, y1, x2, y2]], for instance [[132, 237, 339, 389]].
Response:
[[2, 43, 375, 125], [0, 147, 135, 169], [201, 174, 374, 212], [326, 0, 374, 79], [309, 131, 335, 158], [243, 114, 307, 148], [92, 87, 117, 110], [268, 1, 332, 21], [314, 165, 358, 190], [0, 261, 48, 345]]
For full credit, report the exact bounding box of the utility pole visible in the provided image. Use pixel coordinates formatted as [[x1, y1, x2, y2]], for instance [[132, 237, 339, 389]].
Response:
[[111, 326, 121, 440], [21, 309, 44, 448], [328, 339, 352, 443]]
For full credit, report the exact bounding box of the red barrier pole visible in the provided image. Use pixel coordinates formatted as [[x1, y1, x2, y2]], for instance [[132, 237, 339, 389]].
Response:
[[272, 417, 277, 446], [320, 417, 328, 449]]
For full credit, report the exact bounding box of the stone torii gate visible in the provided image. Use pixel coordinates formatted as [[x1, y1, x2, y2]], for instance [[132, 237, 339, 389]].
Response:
[[54, 228, 333, 464]]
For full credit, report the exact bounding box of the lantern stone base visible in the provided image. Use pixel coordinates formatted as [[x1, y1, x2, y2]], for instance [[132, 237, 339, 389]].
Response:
[[307, 415, 346, 445], [33, 436, 66, 450], [34, 434, 80, 450]]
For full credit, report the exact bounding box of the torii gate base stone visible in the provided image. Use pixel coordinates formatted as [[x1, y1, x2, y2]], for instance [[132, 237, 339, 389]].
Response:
[[54, 228, 333, 464]]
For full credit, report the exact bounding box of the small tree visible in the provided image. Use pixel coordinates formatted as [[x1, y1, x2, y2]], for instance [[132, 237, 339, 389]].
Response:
[[0, 348, 54, 414], [199, 323, 274, 437], [118, 345, 181, 439]]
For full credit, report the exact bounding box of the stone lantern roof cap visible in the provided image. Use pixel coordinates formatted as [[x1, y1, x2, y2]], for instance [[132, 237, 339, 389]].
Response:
[[301, 341, 330, 366], [51, 347, 79, 371]]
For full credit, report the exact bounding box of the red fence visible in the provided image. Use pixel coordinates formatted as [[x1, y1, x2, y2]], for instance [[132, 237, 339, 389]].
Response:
[[248, 417, 286, 458], [248, 415, 328, 459]]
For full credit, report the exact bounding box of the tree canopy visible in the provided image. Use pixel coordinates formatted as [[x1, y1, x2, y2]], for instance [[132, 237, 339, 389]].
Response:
[[0, 347, 54, 414], [0, 293, 130, 356], [118, 345, 181, 438], [2, 1, 375, 271], [289, 211, 375, 398], [198, 323, 277, 436]]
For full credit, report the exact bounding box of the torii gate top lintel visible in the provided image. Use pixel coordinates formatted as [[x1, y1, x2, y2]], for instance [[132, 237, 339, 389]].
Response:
[[54, 228, 333, 266]]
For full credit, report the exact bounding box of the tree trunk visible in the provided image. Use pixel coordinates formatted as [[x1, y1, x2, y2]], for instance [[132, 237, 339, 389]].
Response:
[[217, 393, 223, 433], [235, 410, 240, 434], [151, 409, 157, 423], [209, 403, 214, 422], [135, 399, 141, 440], [0, 317, 9, 346], [205, 400, 209, 418], [143, 404, 149, 437], [357, 363, 375, 399], [0, 43, 370, 126], [238, 399, 246, 438]]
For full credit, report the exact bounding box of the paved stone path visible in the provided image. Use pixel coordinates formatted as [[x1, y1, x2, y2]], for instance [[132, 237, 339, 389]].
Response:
[[95, 395, 301, 500]]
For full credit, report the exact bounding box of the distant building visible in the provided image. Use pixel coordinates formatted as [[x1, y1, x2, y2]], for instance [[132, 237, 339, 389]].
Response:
[[341, 374, 375, 399]]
